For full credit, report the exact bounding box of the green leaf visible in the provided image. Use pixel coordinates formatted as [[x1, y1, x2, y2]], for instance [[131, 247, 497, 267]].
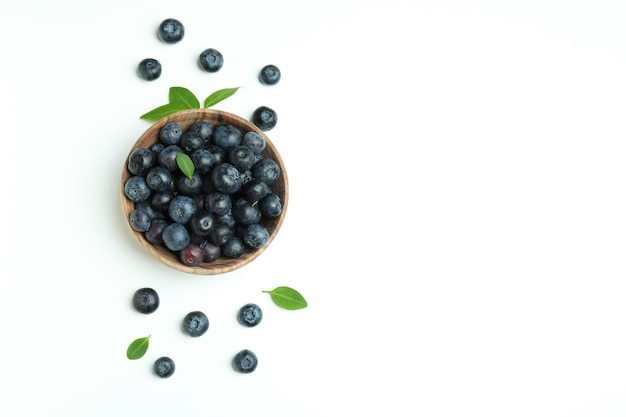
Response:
[[204, 87, 240, 108], [140, 103, 188, 121], [176, 153, 195, 180], [169, 86, 200, 109], [127, 335, 151, 360], [262, 286, 308, 310]]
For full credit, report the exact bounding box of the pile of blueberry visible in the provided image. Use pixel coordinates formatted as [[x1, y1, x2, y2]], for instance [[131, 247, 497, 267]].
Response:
[[133, 288, 261, 377], [124, 119, 284, 266]]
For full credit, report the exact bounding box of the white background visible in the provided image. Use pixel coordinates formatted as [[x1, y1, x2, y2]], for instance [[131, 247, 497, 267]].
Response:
[[1, 0, 625, 416]]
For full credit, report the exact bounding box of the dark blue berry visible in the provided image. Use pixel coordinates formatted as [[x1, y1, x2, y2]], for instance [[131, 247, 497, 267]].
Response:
[[146, 166, 174, 192], [138, 58, 161, 81], [210, 162, 243, 194], [242, 131, 266, 154], [198, 48, 224, 72], [150, 191, 174, 213], [188, 121, 213, 139], [251, 106, 277, 131], [182, 311, 209, 337], [159, 122, 183, 145], [175, 173, 203, 196], [180, 131, 207, 152], [228, 146, 256, 171], [251, 158, 281, 185], [221, 236, 245, 258], [158, 18, 184, 44], [207, 222, 233, 247], [124, 176, 151, 203], [154, 356, 175, 378], [158, 145, 184, 172], [201, 240, 221, 262], [206, 144, 227, 164], [242, 223, 269, 249], [241, 180, 270, 203], [129, 208, 152, 232], [237, 303, 263, 327], [204, 192, 232, 216], [162, 223, 190, 251], [191, 149, 216, 174], [232, 198, 262, 225], [189, 210, 214, 236], [259, 64, 281, 85], [168, 195, 197, 224], [144, 218, 168, 244], [128, 148, 155, 176], [259, 193, 282, 218], [232, 349, 258, 373], [132, 287, 160, 314], [213, 125, 242, 150]]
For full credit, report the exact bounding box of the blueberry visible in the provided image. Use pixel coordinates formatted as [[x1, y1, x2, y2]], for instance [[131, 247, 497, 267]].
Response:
[[132, 287, 160, 314], [129, 208, 152, 232], [182, 311, 209, 337], [124, 176, 151, 203], [157, 18, 184, 44], [259, 64, 281, 85], [154, 356, 175, 378], [159, 122, 183, 145], [242, 223, 269, 249], [138, 58, 162, 81], [213, 125, 242, 150], [151, 191, 174, 213], [191, 149, 216, 174], [251, 158, 281, 185], [251, 106, 277, 131], [241, 179, 271, 203], [201, 240, 221, 262], [228, 146, 256, 172], [136, 201, 162, 220], [206, 144, 227, 164], [180, 131, 207, 152], [207, 222, 233, 247], [146, 166, 174, 192], [232, 198, 262, 225], [216, 212, 236, 228], [237, 303, 263, 327], [179, 242, 205, 267], [259, 193, 282, 218], [162, 223, 190, 251], [189, 210, 214, 236], [168, 195, 197, 224], [222, 236, 245, 258], [232, 349, 258, 373], [198, 48, 224, 72], [210, 162, 243, 194], [128, 148, 155, 176], [175, 172, 203, 196], [242, 131, 266, 154], [188, 121, 213, 139], [158, 145, 184, 172], [144, 218, 168, 244], [204, 192, 232, 216]]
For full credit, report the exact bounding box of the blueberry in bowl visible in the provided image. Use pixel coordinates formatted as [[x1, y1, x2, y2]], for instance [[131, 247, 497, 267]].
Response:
[[121, 109, 288, 275]]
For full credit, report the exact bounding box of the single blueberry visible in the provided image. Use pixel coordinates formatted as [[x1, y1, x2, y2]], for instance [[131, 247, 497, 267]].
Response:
[[144, 218, 168, 244], [158, 18, 184, 43], [162, 223, 190, 251], [206, 144, 227, 164], [242, 223, 270, 249], [135, 201, 161, 220], [232, 198, 262, 225], [210, 162, 243, 194], [204, 192, 232, 216], [124, 176, 151, 203], [180, 131, 207, 152], [132, 287, 160, 314], [129, 208, 152, 232], [175, 172, 203, 196], [158, 145, 184, 172], [221, 236, 245, 258], [237, 303, 263, 327], [138, 58, 162, 81], [207, 222, 233, 247], [159, 122, 183, 145], [232, 349, 258, 373], [241, 180, 271, 203], [128, 148, 155, 176], [201, 240, 221, 262], [258, 193, 282, 218], [189, 210, 215, 236], [151, 191, 174, 213], [216, 212, 236, 228], [188, 121, 214, 139], [146, 166, 174, 192], [251, 158, 281, 185], [168, 195, 197, 224], [182, 311, 209, 337], [228, 146, 256, 172], [198, 48, 224, 72], [154, 356, 175, 378], [179, 242, 205, 267], [213, 124, 242, 150], [191, 149, 216, 174], [259, 64, 281, 85], [242, 131, 266, 154], [251, 106, 277, 131]]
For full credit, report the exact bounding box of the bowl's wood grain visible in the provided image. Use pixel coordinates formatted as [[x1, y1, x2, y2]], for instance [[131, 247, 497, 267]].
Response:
[[120, 109, 288, 275]]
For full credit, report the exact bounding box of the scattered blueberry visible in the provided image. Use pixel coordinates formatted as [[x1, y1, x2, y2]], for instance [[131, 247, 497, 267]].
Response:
[[237, 303, 263, 327], [154, 356, 175, 378], [259, 64, 281, 85], [232, 349, 258, 373], [157, 18, 184, 44], [138, 58, 162, 81], [182, 311, 209, 337], [251, 106, 277, 131], [198, 48, 224, 72], [132, 287, 160, 314]]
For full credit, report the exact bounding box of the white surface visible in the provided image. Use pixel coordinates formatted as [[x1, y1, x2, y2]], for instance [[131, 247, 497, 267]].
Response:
[[1, 0, 625, 416]]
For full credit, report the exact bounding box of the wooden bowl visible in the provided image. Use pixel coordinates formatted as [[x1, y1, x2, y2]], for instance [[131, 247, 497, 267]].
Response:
[[120, 109, 288, 275]]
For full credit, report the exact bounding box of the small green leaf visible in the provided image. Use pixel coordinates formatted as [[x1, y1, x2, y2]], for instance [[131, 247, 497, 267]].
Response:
[[204, 87, 240, 108], [262, 286, 308, 310], [176, 153, 195, 180], [169, 86, 200, 109], [127, 335, 151, 360], [140, 103, 188, 121]]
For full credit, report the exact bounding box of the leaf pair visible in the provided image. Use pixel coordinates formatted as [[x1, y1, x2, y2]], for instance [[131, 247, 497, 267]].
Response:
[[140, 86, 240, 121]]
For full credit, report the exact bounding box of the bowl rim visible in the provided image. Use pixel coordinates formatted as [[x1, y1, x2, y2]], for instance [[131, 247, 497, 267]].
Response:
[[120, 108, 288, 275]]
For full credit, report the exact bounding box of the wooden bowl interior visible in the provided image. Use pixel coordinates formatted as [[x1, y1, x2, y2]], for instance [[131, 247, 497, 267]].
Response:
[[120, 109, 288, 275]]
